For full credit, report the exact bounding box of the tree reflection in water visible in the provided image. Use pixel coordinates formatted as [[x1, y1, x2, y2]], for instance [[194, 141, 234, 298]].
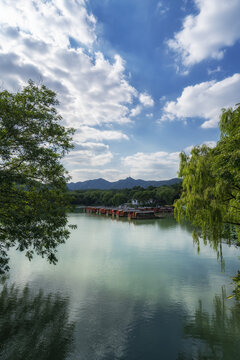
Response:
[[178, 288, 240, 360], [0, 283, 75, 360]]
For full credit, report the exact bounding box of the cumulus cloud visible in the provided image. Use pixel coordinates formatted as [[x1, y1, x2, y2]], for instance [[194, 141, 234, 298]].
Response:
[[139, 93, 154, 107], [0, 0, 156, 182], [73, 126, 129, 143], [69, 150, 180, 181], [161, 73, 240, 128], [64, 144, 113, 168], [130, 94, 154, 118], [73, 142, 110, 152], [67, 147, 181, 181], [130, 105, 142, 117], [168, 0, 240, 66], [122, 151, 180, 180], [68, 141, 221, 181], [0, 0, 96, 47], [69, 168, 125, 182], [0, 0, 139, 129], [184, 141, 217, 154]]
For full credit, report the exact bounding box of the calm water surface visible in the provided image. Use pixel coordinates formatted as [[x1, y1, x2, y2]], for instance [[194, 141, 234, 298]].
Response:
[[1, 214, 240, 359]]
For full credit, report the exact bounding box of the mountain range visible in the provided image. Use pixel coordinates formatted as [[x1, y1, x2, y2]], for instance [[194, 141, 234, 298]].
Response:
[[67, 177, 181, 190]]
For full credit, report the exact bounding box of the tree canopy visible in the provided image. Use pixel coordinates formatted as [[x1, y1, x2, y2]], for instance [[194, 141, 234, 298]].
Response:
[[0, 81, 74, 273], [174, 104, 240, 298], [175, 104, 240, 245], [69, 182, 182, 207]]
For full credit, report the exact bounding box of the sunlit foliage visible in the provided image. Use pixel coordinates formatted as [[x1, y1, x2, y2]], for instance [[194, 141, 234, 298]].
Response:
[[174, 104, 240, 299], [0, 81, 74, 273]]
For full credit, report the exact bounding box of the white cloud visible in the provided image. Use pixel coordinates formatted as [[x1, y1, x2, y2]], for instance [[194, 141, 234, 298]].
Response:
[[122, 151, 180, 180], [73, 142, 110, 152], [69, 149, 180, 181], [130, 105, 142, 117], [139, 93, 154, 107], [168, 0, 240, 66], [69, 168, 125, 182], [73, 126, 129, 142], [64, 145, 113, 168], [0, 0, 96, 48], [161, 73, 240, 128], [0, 0, 138, 130], [203, 141, 217, 148], [0, 0, 162, 182], [130, 95, 154, 117], [184, 141, 217, 154], [67, 148, 181, 182]]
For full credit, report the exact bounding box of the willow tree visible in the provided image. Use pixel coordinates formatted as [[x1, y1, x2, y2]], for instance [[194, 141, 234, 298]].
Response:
[[0, 81, 75, 273], [175, 104, 240, 243], [174, 105, 240, 295]]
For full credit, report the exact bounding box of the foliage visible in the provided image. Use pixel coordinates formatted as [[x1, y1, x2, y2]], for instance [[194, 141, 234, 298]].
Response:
[[0, 81, 74, 273], [174, 104, 240, 300], [69, 182, 182, 207], [175, 105, 240, 243], [232, 271, 240, 302]]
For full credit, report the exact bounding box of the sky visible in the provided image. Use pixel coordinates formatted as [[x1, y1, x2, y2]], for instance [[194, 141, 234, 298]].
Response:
[[1, 0, 240, 182]]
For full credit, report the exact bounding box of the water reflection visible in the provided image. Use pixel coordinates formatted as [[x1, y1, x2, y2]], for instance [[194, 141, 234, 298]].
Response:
[[4, 215, 240, 360], [0, 282, 75, 360], [84, 212, 195, 233], [70, 286, 185, 360], [178, 288, 240, 360]]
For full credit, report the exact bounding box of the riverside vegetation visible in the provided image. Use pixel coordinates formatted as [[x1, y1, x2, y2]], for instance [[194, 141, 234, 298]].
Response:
[[68, 182, 182, 207], [174, 104, 240, 301]]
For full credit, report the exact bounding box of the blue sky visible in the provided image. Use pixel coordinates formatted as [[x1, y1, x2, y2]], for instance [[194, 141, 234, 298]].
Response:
[[1, 0, 240, 181]]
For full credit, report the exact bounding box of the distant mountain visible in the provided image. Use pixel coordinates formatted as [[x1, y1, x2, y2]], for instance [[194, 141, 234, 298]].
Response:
[[67, 177, 181, 190]]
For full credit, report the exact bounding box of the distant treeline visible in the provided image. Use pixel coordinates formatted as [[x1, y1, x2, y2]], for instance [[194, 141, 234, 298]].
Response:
[[69, 182, 182, 207]]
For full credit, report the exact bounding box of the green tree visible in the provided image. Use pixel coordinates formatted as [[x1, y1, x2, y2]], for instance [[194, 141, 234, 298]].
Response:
[[174, 105, 240, 299], [102, 190, 114, 206], [111, 192, 127, 206], [175, 105, 240, 245], [0, 81, 74, 273], [156, 186, 175, 205]]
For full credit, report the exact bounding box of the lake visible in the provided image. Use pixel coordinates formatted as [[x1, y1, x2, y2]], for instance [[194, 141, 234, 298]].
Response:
[[1, 214, 240, 360]]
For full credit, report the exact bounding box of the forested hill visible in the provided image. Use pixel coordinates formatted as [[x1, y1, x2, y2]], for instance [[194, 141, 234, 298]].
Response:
[[68, 177, 181, 190]]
